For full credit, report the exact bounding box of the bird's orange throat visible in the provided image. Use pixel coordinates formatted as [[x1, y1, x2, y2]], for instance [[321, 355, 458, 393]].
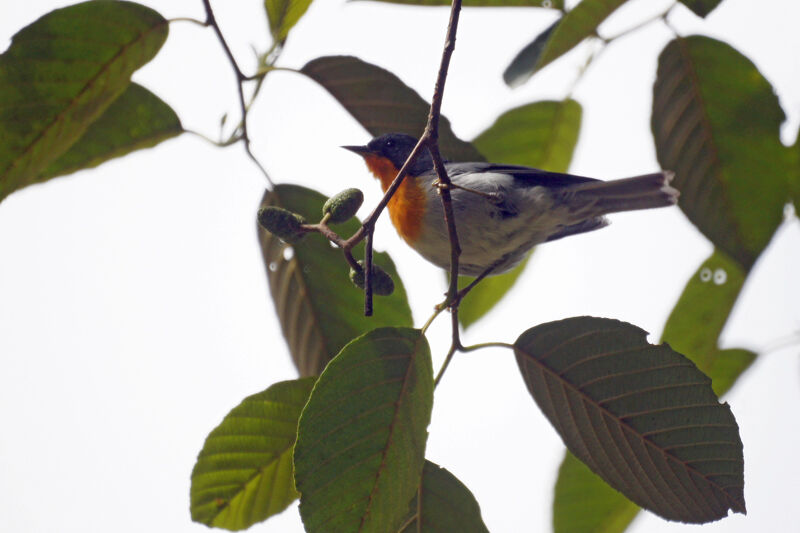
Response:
[[363, 154, 426, 243]]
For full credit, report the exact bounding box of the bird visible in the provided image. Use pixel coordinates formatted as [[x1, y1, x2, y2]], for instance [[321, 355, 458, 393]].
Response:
[[344, 133, 678, 277]]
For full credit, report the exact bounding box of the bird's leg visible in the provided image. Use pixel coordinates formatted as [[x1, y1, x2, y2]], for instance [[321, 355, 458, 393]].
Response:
[[432, 179, 504, 204]]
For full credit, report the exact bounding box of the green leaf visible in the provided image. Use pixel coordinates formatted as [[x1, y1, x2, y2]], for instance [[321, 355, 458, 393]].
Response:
[[294, 327, 433, 533], [553, 451, 639, 533], [551, 250, 755, 533], [265, 0, 314, 44], [678, 0, 724, 17], [39, 83, 181, 180], [190, 378, 316, 530], [515, 316, 745, 523], [0, 1, 169, 201], [504, 0, 627, 87], [662, 249, 756, 396], [399, 460, 489, 533], [472, 100, 582, 171], [357, 0, 563, 7], [457, 99, 582, 328], [301, 56, 483, 162], [652, 36, 791, 270], [259, 184, 412, 377]]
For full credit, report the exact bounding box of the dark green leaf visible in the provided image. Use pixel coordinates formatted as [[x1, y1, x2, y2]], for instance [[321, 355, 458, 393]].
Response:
[[265, 0, 314, 43], [259, 184, 412, 377], [551, 250, 755, 533], [553, 451, 639, 533], [652, 36, 791, 270], [294, 327, 433, 533], [399, 460, 489, 533], [190, 378, 316, 530], [458, 99, 582, 328], [504, 0, 627, 87], [359, 0, 563, 7], [678, 0, 723, 17], [0, 1, 169, 201], [515, 316, 745, 523], [39, 83, 182, 180], [301, 56, 483, 162]]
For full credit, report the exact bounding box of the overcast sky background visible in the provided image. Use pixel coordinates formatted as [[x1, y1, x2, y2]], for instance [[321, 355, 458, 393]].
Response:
[[1, 1, 799, 532]]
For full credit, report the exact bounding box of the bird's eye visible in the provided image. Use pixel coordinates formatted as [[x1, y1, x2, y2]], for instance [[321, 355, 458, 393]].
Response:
[[385, 139, 394, 147]]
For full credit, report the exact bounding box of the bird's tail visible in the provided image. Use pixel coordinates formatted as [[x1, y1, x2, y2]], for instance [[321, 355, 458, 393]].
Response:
[[566, 171, 679, 214]]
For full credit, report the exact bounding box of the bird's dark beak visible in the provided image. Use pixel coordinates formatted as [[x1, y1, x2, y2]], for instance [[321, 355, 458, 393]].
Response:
[[342, 145, 372, 157]]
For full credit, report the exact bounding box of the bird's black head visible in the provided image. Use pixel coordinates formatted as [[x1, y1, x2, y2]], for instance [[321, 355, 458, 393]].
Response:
[[345, 133, 434, 176]]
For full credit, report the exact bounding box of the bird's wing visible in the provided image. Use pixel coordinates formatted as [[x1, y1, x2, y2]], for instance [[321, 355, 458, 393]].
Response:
[[445, 162, 599, 188]]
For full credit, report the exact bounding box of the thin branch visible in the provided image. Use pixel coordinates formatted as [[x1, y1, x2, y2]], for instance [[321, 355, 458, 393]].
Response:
[[201, 0, 274, 186]]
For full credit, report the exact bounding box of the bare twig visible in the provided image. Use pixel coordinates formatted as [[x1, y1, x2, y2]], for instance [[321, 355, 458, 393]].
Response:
[[201, 0, 274, 186]]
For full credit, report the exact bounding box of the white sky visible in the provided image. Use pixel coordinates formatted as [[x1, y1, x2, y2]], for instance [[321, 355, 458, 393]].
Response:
[[0, 1, 798, 532]]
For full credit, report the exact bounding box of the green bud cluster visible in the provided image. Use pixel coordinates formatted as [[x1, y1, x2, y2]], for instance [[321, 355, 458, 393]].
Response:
[[349, 261, 394, 296], [323, 188, 364, 223], [258, 206, 306, 243]]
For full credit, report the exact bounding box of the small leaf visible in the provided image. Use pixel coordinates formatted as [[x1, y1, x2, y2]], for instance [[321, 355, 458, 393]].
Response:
[[652, 36, 791, 270], [259, 184, 412, 376], [458, 99, 581, 328], [359, 0, 563, 7], [265, 0, 314, 44], [190, 378, 316, 530], [553, 451, 639, 533], [40, 83, 182, 180], [301, 56, 483, 162], [399, 460, 489, 533], [0, 1, 169, 201], [504, 0, 627, 87], [294, 327, 433, 533], [678, 0, 724, 18], [515, 316, 745, 523]]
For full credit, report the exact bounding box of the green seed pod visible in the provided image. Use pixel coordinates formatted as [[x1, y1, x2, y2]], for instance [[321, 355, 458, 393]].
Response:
[[323, 188, 364, 223], [349, 261, 394, 296], [257, 206, 306, 243]]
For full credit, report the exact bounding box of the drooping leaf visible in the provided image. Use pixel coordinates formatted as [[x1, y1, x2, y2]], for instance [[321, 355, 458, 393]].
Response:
[[294, 327, 433, 533], [399, 460, 489, 533], [259, 184, 412, 377], [652, 36, 791, 270], [457, 99, 582, 328], [190, 378, 316, 530], [0, 1, 169, 201], [553, 451, 640, 533], [504, 0, 627, 87], [515, 316, 745, 523], [39, 83, 182, 180], [301, 56, 483, 162], [265, 0, 314, 44], [678, 0, 724, 18], [551, 250, 756, 533], [358, 0, 563, 7]]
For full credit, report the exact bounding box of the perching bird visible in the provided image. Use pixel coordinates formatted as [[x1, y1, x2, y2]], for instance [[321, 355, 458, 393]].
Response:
[[344, 133, 678, 277]]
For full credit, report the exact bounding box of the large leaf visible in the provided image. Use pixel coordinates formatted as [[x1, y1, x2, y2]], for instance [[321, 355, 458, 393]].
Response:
[[259, 184, 412, 377], [40, 83, 182, 180], [504, 0, 627, 87], [652, 36, 790, 270], [515, 316, 745, 523], [190, 378, 316, 530], [457, 99, 582, 328], [678, 0, 724, 17], [294, 327, 433, 533], [553, 452, 639, 533], [551, 250, 756, 533], [0, 1, 168, 201], [265, 0, 314, 44], [399, 460, 489, 533], [359, 0, 563, 7], [301, 56, 483, 162]]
